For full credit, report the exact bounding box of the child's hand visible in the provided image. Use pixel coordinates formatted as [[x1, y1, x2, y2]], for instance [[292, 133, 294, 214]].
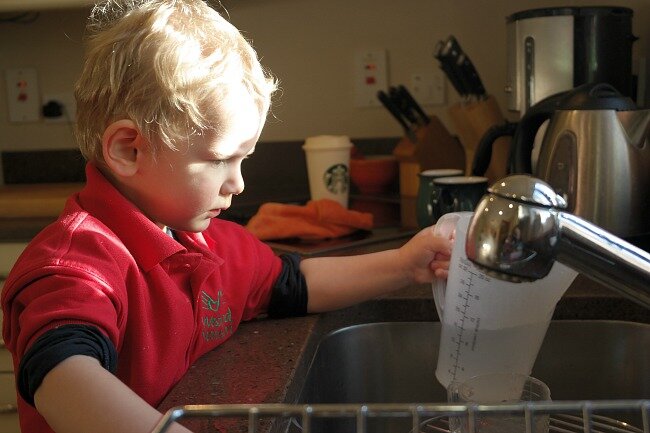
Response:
[[398, 225, 453, 284]]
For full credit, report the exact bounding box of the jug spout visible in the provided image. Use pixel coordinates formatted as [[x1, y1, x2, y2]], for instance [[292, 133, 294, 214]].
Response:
[[618, 109, 650, 149]]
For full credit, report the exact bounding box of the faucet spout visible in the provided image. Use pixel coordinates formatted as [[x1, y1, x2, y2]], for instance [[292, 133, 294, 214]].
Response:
[[466, 175, 650, 309]]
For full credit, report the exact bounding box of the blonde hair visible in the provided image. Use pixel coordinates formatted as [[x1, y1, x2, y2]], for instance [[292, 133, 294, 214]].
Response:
[[74, 0, 277, 163]]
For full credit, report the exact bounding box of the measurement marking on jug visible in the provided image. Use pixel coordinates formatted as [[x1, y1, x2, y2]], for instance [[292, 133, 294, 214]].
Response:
[[449, 257, 485, 380]]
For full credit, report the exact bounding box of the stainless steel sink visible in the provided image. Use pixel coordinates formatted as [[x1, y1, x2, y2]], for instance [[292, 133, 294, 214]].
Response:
[[292, 320, 650, 433]]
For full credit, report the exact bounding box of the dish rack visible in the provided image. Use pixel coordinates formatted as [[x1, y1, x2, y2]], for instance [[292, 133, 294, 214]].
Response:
[[151, 400, 650, 433]]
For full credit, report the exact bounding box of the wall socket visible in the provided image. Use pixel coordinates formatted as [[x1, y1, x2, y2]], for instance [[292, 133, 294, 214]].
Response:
[[410, 69, 445, 106], [354, 49, 388, 108], [42, 93, 76, 123], [5, 68, 40, 122]]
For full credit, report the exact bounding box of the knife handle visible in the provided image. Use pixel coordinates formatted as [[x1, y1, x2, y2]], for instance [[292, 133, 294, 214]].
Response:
[[397, 85, 430, 125], [457, 53, 486, 98], [445, 36, 476, 97], [389, 86, 419, 126], [441, 35, 462, 58], [434, 55, 467, 97], [437, 62, 468, 97], [435, 36, 470, 97], [377, 90, 417, 142]]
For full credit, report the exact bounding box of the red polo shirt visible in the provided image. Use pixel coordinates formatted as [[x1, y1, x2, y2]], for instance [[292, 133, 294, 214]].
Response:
[[2, 164, 282, 433]]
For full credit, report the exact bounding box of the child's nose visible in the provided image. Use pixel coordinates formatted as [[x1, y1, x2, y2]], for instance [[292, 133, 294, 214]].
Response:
[[224, 165, 245, 196]]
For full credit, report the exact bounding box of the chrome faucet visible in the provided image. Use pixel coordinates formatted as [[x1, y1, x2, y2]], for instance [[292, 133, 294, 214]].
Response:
[[465, 175, 650, 308]]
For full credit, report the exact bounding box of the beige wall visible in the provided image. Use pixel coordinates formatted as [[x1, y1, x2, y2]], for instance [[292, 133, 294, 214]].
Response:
[[1, 0, 648, 153]]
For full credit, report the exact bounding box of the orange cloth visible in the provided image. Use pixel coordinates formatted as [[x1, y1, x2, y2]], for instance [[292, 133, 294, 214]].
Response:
[[245, 199, 374, 241]]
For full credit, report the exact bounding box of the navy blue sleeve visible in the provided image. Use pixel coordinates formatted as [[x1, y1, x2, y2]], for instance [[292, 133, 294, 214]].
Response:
[[18, 324, 118, 406], [267, 253, 308, 318]]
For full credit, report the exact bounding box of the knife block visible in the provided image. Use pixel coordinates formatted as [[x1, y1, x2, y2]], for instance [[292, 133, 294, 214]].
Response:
[[448, 95, 510, 183], [392, 116, 466, 227]]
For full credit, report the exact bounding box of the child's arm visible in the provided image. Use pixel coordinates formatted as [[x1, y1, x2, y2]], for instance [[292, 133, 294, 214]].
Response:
[[301, 227, 452, 313], [34, 355, 191, 433]]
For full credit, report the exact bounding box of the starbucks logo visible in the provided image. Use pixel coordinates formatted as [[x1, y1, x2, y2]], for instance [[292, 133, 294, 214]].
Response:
[[323, 163, 349, 194]]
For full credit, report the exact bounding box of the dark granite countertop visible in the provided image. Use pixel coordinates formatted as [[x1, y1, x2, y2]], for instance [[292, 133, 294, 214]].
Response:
[[2, 217, 648, 433], [156, 235, 650, 433]]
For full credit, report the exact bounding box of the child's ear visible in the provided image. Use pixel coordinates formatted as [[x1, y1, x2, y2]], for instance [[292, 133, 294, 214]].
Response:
[[102, 120, 148, 177]]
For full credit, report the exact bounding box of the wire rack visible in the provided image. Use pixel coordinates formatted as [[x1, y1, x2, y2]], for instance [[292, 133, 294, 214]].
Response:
[[151, 400, 650, 433]]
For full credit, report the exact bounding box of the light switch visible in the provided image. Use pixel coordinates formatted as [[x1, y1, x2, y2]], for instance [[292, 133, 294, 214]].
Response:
[[5, 68, 40, 122], [354, 49, 388, 108]]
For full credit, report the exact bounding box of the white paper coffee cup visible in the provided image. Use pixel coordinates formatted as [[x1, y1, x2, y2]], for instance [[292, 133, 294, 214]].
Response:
[[302, 135, 352, 208]]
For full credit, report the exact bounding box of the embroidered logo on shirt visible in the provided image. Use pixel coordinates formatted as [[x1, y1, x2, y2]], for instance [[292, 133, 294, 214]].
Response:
[[201, 290, 221, 311], [200, 289, 233, 342]]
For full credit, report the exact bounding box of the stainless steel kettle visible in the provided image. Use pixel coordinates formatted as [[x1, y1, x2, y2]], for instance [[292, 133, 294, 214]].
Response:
[[509, 82, 650, 237]]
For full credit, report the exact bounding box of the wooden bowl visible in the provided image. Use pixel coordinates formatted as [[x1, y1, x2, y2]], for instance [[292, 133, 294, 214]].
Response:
[[350, 155, 398, 195]]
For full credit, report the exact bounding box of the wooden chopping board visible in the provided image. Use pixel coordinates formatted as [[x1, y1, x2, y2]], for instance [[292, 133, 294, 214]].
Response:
[[0, 183, 83, 218]]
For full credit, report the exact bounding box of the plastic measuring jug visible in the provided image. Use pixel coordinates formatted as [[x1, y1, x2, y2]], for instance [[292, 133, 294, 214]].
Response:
[[432, 212, 578, 389]]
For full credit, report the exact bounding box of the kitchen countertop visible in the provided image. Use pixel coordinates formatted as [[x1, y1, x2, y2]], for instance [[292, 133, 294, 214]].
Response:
[[2, 198, 648, 432], [155, 235, 650, 433], [3, 181, 648, 431], [0, 225, 647, 432], [0, 183, 83, 220]]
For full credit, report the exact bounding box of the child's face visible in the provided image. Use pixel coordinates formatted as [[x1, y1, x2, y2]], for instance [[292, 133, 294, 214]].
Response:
[[132, 83, 264, 232]]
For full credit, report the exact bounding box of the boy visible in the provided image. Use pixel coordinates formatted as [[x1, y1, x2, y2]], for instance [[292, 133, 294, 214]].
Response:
[[1, 1, 452, 432]]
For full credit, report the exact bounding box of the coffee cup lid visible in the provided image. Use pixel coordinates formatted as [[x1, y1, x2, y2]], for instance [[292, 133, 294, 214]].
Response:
[[303, 135, 353, 150]]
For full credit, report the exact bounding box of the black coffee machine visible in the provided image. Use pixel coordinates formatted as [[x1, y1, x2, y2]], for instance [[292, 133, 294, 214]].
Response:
[[473, 6, 638, 177], [505, 6, 637, 114]]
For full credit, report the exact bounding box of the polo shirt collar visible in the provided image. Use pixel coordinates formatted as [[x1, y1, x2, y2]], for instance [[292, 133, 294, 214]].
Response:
[[77, 163, 187, 271]]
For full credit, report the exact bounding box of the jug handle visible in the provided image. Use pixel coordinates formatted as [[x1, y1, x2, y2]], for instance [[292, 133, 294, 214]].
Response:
[[472, 121, 518, 176], [509, 90, 568, 173], [431, 212, 470, 320]]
